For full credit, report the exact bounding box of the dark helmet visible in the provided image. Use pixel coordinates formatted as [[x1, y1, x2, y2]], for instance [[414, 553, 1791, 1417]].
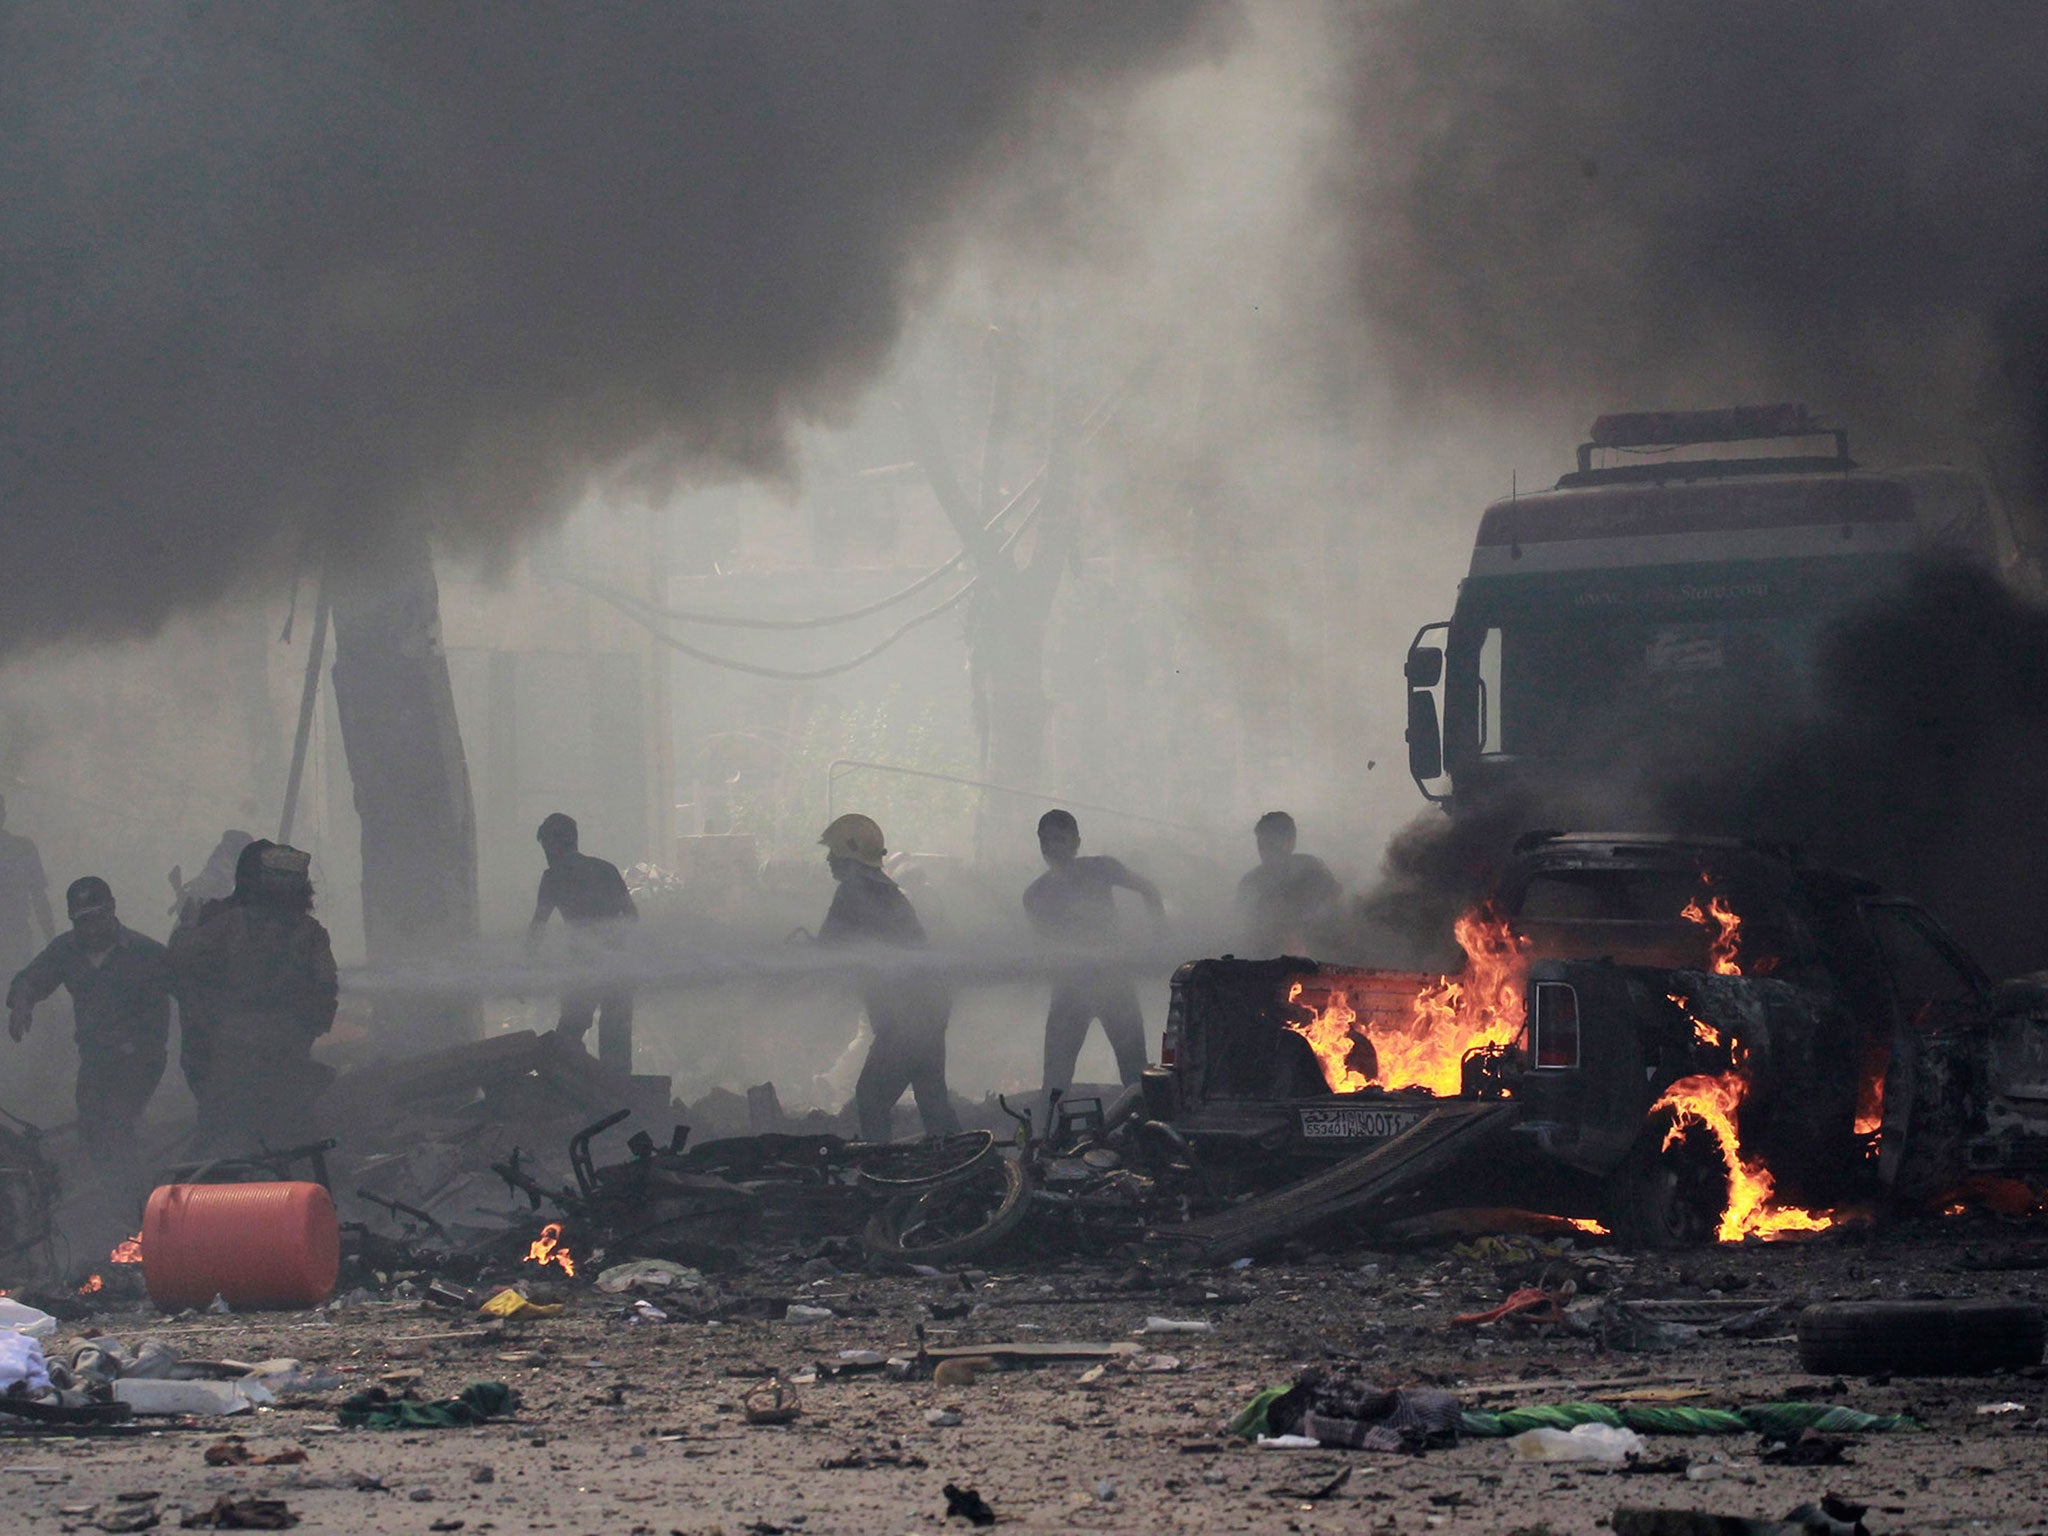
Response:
[[66, 876, 115, 918], [234, 839, 312, 904]]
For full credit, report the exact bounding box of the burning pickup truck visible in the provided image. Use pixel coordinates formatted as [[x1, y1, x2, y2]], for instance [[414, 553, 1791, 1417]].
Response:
[[1143, 832, 2048, 1248]]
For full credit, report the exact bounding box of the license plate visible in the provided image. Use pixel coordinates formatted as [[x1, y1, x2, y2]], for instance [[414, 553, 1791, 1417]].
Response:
[[1298, 1106, 1421, 1140]]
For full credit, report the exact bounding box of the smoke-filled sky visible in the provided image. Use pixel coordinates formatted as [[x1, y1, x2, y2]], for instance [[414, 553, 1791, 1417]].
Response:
[[1, 0, 1230, 655], [13, 3, 2048, 949], [1342, 2, 2048, 513]]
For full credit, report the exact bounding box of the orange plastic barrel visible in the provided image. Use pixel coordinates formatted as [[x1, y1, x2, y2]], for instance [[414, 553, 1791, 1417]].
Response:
[[141, 1182, 340, 1311]]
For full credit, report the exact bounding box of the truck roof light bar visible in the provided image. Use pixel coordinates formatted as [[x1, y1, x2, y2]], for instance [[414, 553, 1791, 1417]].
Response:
[[1576, 404, 1849, 475]]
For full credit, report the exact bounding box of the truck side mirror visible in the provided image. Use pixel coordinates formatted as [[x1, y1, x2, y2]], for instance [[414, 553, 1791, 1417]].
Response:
[[1405, 645, 1443, 688], [1406, 689, 1443, 782]]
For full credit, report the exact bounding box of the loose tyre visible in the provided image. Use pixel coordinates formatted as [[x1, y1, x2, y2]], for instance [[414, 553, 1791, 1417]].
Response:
[[864, 1156, 1031, 1266], [1797, 1300, 2045, 1376]]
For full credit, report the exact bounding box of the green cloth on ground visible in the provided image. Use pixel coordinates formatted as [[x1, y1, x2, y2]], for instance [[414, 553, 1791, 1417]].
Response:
[[1224, 1385, 1292, 1441], [1229, 1384, 1918, 1443], [338, 1381, 519, 1430]]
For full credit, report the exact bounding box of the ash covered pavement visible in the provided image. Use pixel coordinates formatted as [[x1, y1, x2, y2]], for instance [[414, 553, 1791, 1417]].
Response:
[[2, 1219, 2044, 1536]]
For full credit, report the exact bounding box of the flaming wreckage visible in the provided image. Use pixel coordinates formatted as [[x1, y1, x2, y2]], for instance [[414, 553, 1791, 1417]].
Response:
[[1145, 831, 2048, 1258], [458, 833, 2045, 1275]]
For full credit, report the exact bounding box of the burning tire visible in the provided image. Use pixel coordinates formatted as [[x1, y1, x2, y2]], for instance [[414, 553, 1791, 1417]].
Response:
[[1605, 1115, 1728, 1249], [1797, 1300, 2046, 1376], [863, 1156, 1031, 1266]]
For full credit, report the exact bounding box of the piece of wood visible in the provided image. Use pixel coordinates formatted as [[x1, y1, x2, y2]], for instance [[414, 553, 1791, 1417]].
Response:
[[923, 1341, 1141, 1363]]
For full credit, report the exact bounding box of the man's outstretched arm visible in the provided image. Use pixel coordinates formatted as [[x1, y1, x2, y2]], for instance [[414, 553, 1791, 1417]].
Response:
[[1111, 862, 1167, 921]]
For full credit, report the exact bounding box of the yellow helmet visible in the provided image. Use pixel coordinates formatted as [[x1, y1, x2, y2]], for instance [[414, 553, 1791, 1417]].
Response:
[[819, 812, 887, 867]]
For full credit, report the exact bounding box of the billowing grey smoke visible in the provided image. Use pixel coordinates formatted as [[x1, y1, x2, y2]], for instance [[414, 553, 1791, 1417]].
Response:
[[1343, 2, 2048, 507], [1344, 5, 2048, 974], [0, 0, 1227, 653]]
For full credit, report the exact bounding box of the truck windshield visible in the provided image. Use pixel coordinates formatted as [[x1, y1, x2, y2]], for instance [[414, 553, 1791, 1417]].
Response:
[[1461, 611, 1814, 762]]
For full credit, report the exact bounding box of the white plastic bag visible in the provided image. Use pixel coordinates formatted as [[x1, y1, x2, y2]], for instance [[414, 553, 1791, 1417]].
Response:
[[1508, 1423, 1646, 1463], [112, 1376, 272, 1416], [0, 1298, 56, 1338]]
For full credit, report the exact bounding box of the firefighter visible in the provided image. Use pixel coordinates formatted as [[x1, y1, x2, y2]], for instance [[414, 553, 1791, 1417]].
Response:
[[7, 876, 172, 1176], [817, 813, 960, 1142], [1023, 809, 1164, 1098], [169, 840, 338, 1152], [526, 812, 639, 1071], [1235, 811, 1342, 957]]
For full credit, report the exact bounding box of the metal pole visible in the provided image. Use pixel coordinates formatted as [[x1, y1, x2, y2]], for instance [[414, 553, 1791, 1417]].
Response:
[[278, 576, 330, 844]]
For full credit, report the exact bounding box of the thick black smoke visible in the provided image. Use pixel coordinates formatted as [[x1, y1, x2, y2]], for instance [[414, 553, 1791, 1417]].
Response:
[[1343, 2, 2048, 509], [0, 1, 1226, 653], [1365, 564, 2048, 978], [1345, 5, 2048, 971], [1660, 561, 2048, 979]]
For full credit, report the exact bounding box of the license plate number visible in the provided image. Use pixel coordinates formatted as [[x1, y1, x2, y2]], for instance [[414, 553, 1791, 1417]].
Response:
[[1298, 1106, 1420, 1140]]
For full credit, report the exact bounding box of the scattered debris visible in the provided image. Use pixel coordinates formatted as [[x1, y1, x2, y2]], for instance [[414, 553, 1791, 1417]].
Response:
[[1758, 1429, 1854, 1466], [202, 1440, 307, 1468], [1452, 1284, 1574, 1328], [112, 1379, 269, 1417], [1611, 1494, 1871, 1536], [335, 1382, 517, 1430], [1511, 1423, 1648, 1463], [179, 1495, 298, 1530], [594, 1259, 703, 1294], [1268, 1464, 1354, 1501], [743, 1381, 800, 1426], [932, 1357, 992, 1387], [942, 1484, 996, 1528], [478, 1289, 561, 1321]]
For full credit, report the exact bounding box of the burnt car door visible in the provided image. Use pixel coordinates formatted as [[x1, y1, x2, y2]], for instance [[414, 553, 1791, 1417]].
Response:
[[1858, 899, 1992, 1201]]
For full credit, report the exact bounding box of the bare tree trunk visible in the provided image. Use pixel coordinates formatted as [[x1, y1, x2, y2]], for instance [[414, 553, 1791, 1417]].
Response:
[[328, 530, 481, 1051], [907, 359, 1077, 864]]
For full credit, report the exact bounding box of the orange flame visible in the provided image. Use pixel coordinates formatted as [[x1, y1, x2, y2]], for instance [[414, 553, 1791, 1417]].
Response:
[[109, 1232, 143, 1265], [1681, 895, 1743, 975], [1852, 1041, 1888, 1138], [76, 1274, 104, 1296], [525, 1223, 576, 1277], [1650, 1071, 1834, 1242], [1285, 907, 1528, 1097]]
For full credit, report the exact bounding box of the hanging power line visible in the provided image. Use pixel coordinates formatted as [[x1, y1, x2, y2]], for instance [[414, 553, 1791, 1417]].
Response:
[[581, 472, 1045, 631], [577, 573, 979, 681], [575, 498, 1045, 681]]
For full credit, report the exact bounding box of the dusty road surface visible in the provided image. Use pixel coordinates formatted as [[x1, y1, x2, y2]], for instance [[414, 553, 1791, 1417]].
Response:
[[4, 1219, 2044, 1535]]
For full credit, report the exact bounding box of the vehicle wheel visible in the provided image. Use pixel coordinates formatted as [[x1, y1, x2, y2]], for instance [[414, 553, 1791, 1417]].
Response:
[[864, 1156, 1031, 1266], [1604, 1115, 1728, 1250], [1797, 1300, 2045, 1376], [853, 1131, 998, 1191]]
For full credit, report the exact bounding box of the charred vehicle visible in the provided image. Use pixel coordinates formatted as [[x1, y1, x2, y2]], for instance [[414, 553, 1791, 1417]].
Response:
[[1143, 833, 2048, 1246]]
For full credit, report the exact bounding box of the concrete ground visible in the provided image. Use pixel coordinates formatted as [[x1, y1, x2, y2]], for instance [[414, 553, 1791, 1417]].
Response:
[[2, 1219, 2044, 1535]]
